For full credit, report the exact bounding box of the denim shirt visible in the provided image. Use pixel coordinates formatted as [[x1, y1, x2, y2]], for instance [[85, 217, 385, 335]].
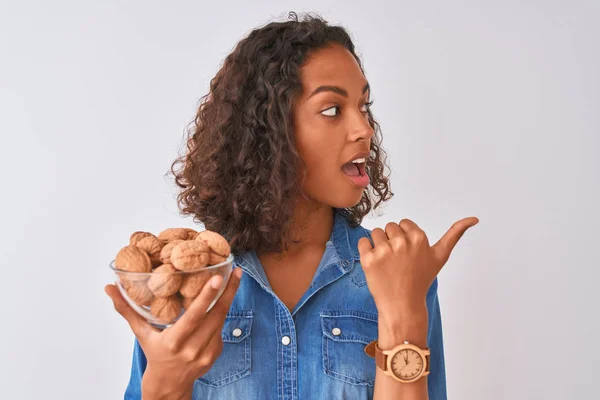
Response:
[[124, 209, 447, 399]]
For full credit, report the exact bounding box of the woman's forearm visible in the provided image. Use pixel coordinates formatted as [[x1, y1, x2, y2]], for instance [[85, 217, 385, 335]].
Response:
[[141, 366, 194, 400], [373, 307, 429, 400]]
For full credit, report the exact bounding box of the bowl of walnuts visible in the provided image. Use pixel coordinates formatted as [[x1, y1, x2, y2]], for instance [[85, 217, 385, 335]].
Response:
[[109, 227, 234, 329]]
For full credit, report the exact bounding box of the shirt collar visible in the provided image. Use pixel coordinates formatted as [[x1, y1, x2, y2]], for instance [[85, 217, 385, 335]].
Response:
[[234, 208, 362, 286]]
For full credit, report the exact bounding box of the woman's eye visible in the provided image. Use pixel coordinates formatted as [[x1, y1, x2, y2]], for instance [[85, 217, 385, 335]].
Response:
[[320, 101, 373, 118], [321, 106, 339, 117]]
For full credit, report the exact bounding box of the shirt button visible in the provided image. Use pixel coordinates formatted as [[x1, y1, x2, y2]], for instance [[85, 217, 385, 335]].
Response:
[[232, 328, 242, 337], [332, 327, 342, 336], [281, 336, 291, 346]]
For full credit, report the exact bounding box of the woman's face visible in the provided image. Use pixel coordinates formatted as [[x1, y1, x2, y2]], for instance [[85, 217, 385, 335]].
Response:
[[293, 43, 374, 209]]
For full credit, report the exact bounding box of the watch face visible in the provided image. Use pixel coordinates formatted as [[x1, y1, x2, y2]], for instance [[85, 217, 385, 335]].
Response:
[[390, 348, 424, 380]]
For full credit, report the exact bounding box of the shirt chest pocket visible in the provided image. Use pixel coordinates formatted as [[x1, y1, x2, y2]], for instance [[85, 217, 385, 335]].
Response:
[[195, 310, 253, 388], [320, 310, 378, 387]]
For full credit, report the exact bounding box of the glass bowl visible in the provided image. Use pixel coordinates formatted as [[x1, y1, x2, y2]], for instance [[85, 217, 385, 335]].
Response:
[[108, 253, 234, 330]]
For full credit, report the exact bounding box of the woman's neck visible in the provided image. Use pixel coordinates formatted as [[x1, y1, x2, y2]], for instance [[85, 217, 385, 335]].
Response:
[[260, 201, 334, 260]]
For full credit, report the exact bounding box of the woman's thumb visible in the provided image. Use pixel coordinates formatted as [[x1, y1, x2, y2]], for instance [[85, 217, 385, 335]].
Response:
[[104, 284, 150, 339], [105, 284, 129, 314]]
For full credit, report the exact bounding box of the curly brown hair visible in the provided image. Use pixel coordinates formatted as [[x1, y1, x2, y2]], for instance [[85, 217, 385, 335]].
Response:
[[169, 12, 393, 257]]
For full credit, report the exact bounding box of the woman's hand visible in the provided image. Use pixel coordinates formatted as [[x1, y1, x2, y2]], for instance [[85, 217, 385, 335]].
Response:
[[358, 217, 479, 323], [104, 268, 243, 398]]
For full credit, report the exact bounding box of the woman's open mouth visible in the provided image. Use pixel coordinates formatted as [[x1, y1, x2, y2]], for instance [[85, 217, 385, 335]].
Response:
[[341, 158, 370, 187]]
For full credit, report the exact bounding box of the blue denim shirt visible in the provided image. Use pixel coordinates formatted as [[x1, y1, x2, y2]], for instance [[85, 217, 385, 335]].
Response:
[[124, 209, 447, 399]]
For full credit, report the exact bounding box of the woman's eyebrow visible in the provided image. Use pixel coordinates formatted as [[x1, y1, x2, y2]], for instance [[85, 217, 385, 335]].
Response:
[[308, 82, 370, 99]]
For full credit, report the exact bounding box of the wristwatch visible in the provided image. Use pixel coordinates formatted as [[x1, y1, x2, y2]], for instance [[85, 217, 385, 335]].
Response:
[[364, 340, 431, 383]]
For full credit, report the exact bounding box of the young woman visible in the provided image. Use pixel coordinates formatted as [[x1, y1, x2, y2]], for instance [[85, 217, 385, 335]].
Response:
[[105, 12, 478, 400]]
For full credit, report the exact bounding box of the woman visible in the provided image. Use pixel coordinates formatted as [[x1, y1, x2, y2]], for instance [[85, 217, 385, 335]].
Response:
[[105, 12, 478, 400]]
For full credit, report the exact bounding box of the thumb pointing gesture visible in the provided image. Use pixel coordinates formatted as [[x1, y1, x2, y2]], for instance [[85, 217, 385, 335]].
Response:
[[432, 217, 479, 270]]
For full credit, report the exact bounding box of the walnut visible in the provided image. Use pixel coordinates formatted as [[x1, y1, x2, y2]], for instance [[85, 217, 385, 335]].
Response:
[[171, 240, 210, 271], [135, 235, 165, 268], [179, 271, 213, 298], [158, 228, 193, 243], [195, 230, 230, 259], [208, 252, 227, 265], [126, 279, 154, 307], [115, 245, 152, 273], [159, 239, 185, 264], [129, 231, 155, 246], [117, 272, 147, 290], [150, 295, 182, 323], [184, 228, 199, 240], [147, 263, 182, 298], [116, 271, 131, 289]]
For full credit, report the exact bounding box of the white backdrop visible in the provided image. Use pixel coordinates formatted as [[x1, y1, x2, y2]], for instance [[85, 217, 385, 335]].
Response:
[[1, 1, 598, 399]]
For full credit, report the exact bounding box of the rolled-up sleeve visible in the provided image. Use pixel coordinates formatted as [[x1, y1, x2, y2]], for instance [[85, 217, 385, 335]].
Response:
[[427, 277, 448, 400], [124, 337, 147, 400]]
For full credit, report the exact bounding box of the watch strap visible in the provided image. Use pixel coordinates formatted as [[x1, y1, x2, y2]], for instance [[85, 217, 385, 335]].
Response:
[[376, 342, 388, 371], [364, 340, 387, 371]]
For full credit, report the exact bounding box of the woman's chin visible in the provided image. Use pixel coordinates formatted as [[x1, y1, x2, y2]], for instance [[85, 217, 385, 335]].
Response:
[[329, 190, 365, 209], [304, 175, 367, 209]]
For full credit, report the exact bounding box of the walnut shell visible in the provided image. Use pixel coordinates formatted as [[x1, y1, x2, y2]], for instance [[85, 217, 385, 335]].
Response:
[[116, 271, 131, 289], [159, 239, 185, 264], [126, 280, 154, 307], [150, 295, 182, 323], [184, 228, 199, 240], [135, 235, 165, 268], [147, 263, 182, 298], [129, 231, 156, 246], [158, 228, 192, 243], [115, 245, 152, 273], [171, 240, 210, 271], [207, 252, 226, 265], [118, 272, 148, 290], [179, 271, 213, 298], [195, 230, 230, 258]]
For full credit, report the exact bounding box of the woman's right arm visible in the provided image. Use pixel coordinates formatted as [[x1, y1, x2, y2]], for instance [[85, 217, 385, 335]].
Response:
[[105, 267, 244, 400], [141, 366, 194, 400]]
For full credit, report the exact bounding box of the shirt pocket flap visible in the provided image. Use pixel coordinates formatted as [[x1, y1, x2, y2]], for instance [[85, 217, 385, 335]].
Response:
[[221, 311, 253, 343], [320, 311, 378, 344], [196, 310, 253, 387]]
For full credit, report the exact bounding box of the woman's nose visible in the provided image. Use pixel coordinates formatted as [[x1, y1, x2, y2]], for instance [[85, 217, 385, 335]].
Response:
[[347, 112, 374, 142]]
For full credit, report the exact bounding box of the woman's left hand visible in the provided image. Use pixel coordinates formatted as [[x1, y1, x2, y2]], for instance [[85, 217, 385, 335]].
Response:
[[357, 217, 479, 321]]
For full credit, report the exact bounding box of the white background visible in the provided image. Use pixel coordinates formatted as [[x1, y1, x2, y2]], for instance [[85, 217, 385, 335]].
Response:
[[1, 1, 598, 399]]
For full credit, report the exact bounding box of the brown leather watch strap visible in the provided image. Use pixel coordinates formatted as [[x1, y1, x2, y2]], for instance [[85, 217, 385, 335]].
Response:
[[364, 340, 387, 371], [375, 344, 388, 371]]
